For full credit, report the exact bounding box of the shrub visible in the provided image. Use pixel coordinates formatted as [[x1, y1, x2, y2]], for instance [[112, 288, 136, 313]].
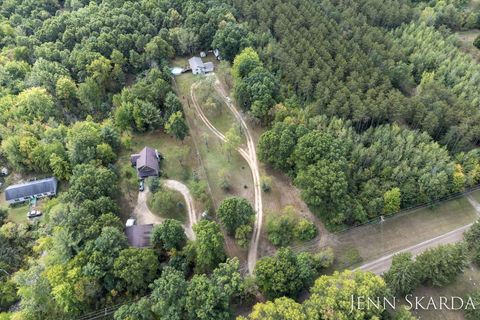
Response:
[[0, 209, 7, 227], [266, 214, 295, 247], [235, 224, 252, 249], [149, 189, 176, 215], [293, 219, 317, 241], [151, 219, 187, 251], [218, 169, 231, 191], [217, 197, 255, 235], [384, 252, 419, 296], [254, 248, 327, 299], [260, 175, 272, 192], [464, 220, 480, 265], [148, 177, 160, 193], [474, 34, 480, 49], [416, 243, 468, 287], [189, 179, 208, 200], [465, 290, 480, 320]]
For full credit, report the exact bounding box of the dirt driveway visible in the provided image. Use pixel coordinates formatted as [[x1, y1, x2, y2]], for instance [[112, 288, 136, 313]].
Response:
[[133, 180, 197, 240]]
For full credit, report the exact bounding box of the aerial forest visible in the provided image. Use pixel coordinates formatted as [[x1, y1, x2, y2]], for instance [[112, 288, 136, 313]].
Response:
[[228, 0, 480, 228], [0, 0, 480, 319]]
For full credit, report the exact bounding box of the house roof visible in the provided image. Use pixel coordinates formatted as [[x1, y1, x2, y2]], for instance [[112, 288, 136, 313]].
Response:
[[5, 177, 58, 201], [204, 62, 214, 72], [133, 146, 159, 178], [189, 57, 204, 70], [125, 224, 153, 248]]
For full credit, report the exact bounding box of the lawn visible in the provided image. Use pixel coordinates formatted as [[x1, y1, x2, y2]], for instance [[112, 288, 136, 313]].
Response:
[[332, 196, 478, 269], [406, 264, 480, 320], [5, 203, 29, 224], [173, 66, 254, 209], [147, 189, 187, 223], [173, 58, 253, 261], [470, 188, 480, 204]]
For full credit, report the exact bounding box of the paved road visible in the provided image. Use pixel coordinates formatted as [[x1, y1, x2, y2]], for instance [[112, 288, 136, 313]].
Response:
[[358, 196, 480, 275], [190, 77, 263, 273], [357, 224, 472, 274]]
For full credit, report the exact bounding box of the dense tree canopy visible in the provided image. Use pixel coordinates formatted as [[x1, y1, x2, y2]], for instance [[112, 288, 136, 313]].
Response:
[[217, 196, 254, 235], [2, 0, 480, 318], [230, 0, 480, 228], [254, 247, 333, 299]]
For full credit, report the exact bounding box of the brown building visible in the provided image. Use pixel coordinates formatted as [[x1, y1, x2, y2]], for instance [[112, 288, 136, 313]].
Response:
[[131, 146, 160, 178]]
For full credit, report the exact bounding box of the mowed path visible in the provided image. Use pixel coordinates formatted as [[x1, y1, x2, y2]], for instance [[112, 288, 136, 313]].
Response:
[[134, 180, 197, 240], [358, 196, 480, 275], [190, 76, 263, 274]]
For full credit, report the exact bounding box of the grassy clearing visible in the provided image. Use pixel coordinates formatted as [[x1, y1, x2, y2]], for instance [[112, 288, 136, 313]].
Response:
[[470, 189, 480, 203], [5, 203, 29, 224], [404, 265, 480, 320], [173, 60, 253, 261], [147, 189, 187, 223], [173, 69, 254, 209], [332, 196, 478, 267], [456, 29, 480, 61], [116, 131, 198, 219]]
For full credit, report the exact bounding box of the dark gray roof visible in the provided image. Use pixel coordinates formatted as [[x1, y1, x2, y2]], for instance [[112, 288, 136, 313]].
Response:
[[125, 224, 153, 248], [134, 147, 159, 178], [5, 177, 58, 201]]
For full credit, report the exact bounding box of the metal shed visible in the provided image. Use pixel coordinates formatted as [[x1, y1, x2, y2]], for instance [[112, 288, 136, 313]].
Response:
[[5, 177, 58, 204]]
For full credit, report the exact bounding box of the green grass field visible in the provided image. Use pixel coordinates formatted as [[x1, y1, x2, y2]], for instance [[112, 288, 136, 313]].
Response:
[[406, 265, 480, 320], [173, 67, 254, 210], [147, 189, 187, 223], [5, 204, 29, 224], [332, 196, 478, 268], [470, 189, 480, 203]]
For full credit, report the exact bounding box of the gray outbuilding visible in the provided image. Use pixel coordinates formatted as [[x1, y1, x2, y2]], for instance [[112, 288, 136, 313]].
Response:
[[125, 224, 153, 248], [5, 177, 58, 204]]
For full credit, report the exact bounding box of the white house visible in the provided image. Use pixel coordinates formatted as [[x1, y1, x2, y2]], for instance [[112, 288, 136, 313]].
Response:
[[188, 57, 214, 75]]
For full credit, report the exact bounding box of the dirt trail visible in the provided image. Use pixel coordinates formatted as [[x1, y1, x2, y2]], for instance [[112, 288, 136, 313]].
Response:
[[190, 77, 262, 274], [134, 186, 163, 225], [214, 77, 263, 274], [163, 179, 197, 240], [134, 181, 197, 240]]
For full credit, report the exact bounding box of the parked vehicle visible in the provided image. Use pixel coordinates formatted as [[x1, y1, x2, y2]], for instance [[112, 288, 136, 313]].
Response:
[[139, 179, 145, 192], [125, 218, 136, 227], [27, 210, 42, 219]]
